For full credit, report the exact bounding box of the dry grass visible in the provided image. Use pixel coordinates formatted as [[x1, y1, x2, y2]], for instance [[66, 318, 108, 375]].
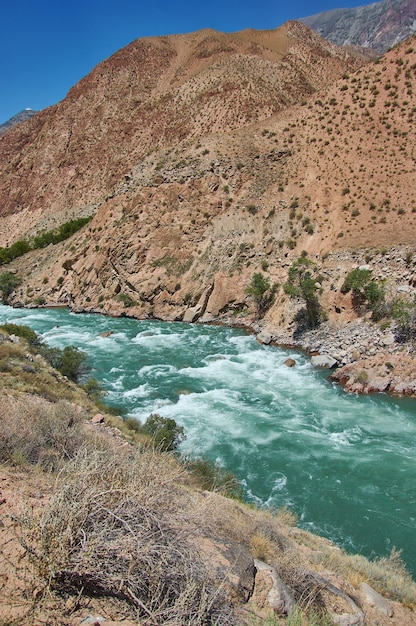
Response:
[[250, 532, 276, 562], [15, 445, 235, 625], [311, 545, 416, 606], [0, 334, 87, 404], [0, 393, 85, 470]]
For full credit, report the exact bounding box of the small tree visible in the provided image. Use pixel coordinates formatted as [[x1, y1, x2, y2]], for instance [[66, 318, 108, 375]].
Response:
[[245, 272, 276, 318], [283, 257, 324, 329], [391, 297, 416, 343], [341, 268, 386, 319], [142, 413, 186, 452], [58, 346, 88, 382], [0, 271, 22, 304]]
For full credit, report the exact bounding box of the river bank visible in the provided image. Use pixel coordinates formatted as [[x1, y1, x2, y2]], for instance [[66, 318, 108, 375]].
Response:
[[8, 295, 416, 398], [253, 317, 416, 397]]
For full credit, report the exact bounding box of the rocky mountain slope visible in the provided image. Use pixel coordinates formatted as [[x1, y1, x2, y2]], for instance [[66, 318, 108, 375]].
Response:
[[2, 34, 415, 321], [300, 0, 416, 53], [0, 22, 364, 242]]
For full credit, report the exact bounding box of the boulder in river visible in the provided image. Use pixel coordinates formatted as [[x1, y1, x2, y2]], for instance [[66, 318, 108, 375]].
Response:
[[311, 354, 338, 369], [283, 358, 296, 368], [257, 330, 273, 345]]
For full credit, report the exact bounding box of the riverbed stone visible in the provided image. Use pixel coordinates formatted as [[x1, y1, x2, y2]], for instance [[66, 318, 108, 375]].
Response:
[[311, 354, 337, 369], [283, 358, 296, 367], [257, 330, 273, 345]]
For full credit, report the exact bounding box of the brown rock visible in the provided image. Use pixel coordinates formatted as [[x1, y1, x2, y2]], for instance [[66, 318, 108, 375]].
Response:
[[91, 413, 105, 424], [284, 358, 296, 368]]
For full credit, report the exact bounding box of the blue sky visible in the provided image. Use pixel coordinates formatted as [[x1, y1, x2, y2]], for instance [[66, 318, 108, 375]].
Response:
[[1, 0, 373, 124]]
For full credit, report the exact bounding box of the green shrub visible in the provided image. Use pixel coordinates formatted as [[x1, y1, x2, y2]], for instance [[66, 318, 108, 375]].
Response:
[[245, 272, 277, 318], [0, 272, 22, 304], [33, 217, 92, 249], [186, 456, 242, 499], [283, 257, 324, 329], [341, 268, 372, 295], [141, 413, 186, 452], [57, 346, 88, 382], [0, 218, 92, 267], [341, 268, 386, 319], [391, 297, 416, 343], [38, 343, 88, 383]]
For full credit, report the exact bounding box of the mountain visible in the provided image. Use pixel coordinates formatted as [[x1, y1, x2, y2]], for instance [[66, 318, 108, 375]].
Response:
[[300, 0, 416, 53], [0, 24, 415, 335], [0, 108, 38, 135], [0, 22, 363, 230]]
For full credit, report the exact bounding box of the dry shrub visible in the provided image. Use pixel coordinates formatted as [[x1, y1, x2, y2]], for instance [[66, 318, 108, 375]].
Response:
[[250, 532, 275, 561], [20, 446, 234, 625], [275, 550, 327, 611], [0, 393, 85, 469], [0, 342, 24, 371], [275, 506, 298, 527]]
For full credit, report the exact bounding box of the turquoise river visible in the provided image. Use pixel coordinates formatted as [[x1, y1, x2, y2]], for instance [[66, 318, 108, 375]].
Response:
[[1, 304, 415, 576]]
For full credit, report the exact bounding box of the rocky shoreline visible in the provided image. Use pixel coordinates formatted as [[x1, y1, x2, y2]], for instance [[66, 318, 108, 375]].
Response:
[[254, 318, 416, 397], [5, 297, 416, 398]]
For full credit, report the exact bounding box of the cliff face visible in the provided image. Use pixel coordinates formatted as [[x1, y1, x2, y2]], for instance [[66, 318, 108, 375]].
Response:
[[300, 0, 416, 53]]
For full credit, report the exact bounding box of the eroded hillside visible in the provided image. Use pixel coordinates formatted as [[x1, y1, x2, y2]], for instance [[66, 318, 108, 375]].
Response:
[[0, 21, 363, 241], [2, 35, 415, 336]]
